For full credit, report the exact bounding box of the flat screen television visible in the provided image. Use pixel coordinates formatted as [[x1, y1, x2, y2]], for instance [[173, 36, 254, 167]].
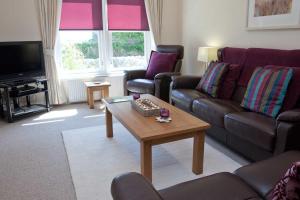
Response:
[[0, 41, 45, 82]]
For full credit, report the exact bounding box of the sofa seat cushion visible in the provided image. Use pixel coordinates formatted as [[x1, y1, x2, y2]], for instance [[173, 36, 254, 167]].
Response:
[[159, 172, 262, 200], [171, 89, 208, 112], [225, 112, 276, 151], [126, 79, 155, 94], [192, 98, 244, 127]]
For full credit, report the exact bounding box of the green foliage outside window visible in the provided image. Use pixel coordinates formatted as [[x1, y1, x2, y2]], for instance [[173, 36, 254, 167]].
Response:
[[112, 32, 144, 57], [75, 32, 99, 59], [61, 31, 145, 71]]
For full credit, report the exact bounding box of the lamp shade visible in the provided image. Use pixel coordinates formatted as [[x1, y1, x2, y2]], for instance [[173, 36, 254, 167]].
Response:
[[197, 47, 218, 62]]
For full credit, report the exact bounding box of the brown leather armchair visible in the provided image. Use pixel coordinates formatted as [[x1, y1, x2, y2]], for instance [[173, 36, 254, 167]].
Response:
[[111, 151, 300, 200], [124, 45, 184, 102]]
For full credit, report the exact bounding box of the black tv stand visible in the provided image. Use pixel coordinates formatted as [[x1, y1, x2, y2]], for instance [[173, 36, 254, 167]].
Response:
[[0, 78, 50, 122]]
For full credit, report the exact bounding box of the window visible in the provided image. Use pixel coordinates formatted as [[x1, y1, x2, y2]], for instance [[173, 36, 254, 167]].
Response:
[[58, 0, 151, 74], [59, 31, 102, 73]]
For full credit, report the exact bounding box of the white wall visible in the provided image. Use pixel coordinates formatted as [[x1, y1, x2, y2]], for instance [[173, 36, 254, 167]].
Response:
[[182, 0, 300, 75], [0, 0, 41, 42]]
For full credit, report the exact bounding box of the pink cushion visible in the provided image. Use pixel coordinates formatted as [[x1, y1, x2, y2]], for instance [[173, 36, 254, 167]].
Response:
[[264, 66, 300, 111], [145, 51, 178, 79], [218, 64, 242, 99], [269, 161, 300, 200]]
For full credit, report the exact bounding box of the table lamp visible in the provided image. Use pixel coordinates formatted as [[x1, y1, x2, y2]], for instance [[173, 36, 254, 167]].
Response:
[[197, 47, 218, 70]]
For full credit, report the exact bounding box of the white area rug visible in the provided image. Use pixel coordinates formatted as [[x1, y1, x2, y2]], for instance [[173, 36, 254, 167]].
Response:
[[62, 123, 249, 200]]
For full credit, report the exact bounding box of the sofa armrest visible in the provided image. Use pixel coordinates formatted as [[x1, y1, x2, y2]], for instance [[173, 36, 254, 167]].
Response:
[[234, 151, 300, 199], [111, 172, 163, 200], [154, 72, 181, 80], [171, 75, 201, 89], [124, 70, 147, 81], [277, 108, 300, 123]]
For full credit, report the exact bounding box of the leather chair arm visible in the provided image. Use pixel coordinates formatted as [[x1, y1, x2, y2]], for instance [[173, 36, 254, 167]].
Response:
[[124, 70, 147, 81], [171, 75, 201, 89], [154, 72, 181, 80], [234, 151, 300, 199], [111, 172, 163, 200], [276, 108, 300, 123], [154, 73, 181, 102]]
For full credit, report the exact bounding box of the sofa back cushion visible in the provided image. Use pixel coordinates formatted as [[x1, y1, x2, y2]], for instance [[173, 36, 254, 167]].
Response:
[[218, 64, 242, 99], [238, 48, 300, 87], [196, 62, 229, 97], [145, 51, 178, 79], [220, 47, 300, 107], [241, 67, 293, 118], [219, 47, 247, 66]]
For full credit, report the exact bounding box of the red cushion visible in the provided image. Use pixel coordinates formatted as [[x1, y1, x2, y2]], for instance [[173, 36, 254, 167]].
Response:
[[264, 66, 300, 111], [145, 51, 177, 79], [218, 64, 242, 99]]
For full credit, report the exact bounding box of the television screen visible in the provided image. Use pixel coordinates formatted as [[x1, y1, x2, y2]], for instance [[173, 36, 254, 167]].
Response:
[[0, 41, 45, 82]]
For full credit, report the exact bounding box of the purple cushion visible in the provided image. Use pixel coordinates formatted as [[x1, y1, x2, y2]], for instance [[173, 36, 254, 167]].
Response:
[[218, 64, 242, 99], [196, 62, 229, 98], [145, 51, 178, 79], [241, 67, 293, 118], [264, 66, 300, 111], [269, 162, 300, 200]]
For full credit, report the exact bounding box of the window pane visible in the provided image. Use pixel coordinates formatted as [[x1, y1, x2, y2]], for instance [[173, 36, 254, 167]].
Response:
[[60, 31, 101, 72], [112, 32, 147, 68]]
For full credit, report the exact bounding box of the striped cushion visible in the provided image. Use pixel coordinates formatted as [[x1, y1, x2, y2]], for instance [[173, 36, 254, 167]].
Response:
[[196, 62, 229, 97], [241, 67, 293, 118]]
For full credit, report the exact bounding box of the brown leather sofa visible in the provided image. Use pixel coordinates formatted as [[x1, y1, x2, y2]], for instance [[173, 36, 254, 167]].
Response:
[[124, 45, 184, 102], [111, 151, 300, 200], [171, 47, 300, 161]]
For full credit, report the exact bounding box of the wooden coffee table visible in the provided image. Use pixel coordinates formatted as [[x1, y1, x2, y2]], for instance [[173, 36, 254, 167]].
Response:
[[103, 94, 210, 181]]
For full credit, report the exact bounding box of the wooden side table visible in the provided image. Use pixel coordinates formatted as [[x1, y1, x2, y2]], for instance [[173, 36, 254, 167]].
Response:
[[84, 81, 111, 109]]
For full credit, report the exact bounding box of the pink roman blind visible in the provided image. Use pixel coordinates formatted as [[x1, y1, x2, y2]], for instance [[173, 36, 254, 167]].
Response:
[[60, 0, 103, 30], [107, 0, 149, 31]]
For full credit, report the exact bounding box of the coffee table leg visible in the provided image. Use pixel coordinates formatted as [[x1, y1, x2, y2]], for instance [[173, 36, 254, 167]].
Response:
[[141, 141, 152, 182], [192, 132, 205, 174], [89, 90, 94, 109], [106, 107, 113, 138], [86, 88, 90, 106]]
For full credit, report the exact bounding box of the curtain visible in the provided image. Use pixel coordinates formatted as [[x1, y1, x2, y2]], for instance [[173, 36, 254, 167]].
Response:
[[144, 0, 163, 45], [38, 0, 67, 104]]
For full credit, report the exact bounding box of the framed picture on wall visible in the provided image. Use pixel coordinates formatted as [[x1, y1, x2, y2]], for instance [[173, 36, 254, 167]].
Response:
[[247, 0, 300, 30]]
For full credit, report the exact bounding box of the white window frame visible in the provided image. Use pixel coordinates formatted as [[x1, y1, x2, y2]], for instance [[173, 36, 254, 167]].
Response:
[[107, 30, 152, 72], [58, 0, 152, 76]]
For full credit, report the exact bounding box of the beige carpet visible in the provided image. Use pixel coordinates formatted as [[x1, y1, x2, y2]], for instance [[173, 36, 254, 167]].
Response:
[[62, 123, 249, 200]]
